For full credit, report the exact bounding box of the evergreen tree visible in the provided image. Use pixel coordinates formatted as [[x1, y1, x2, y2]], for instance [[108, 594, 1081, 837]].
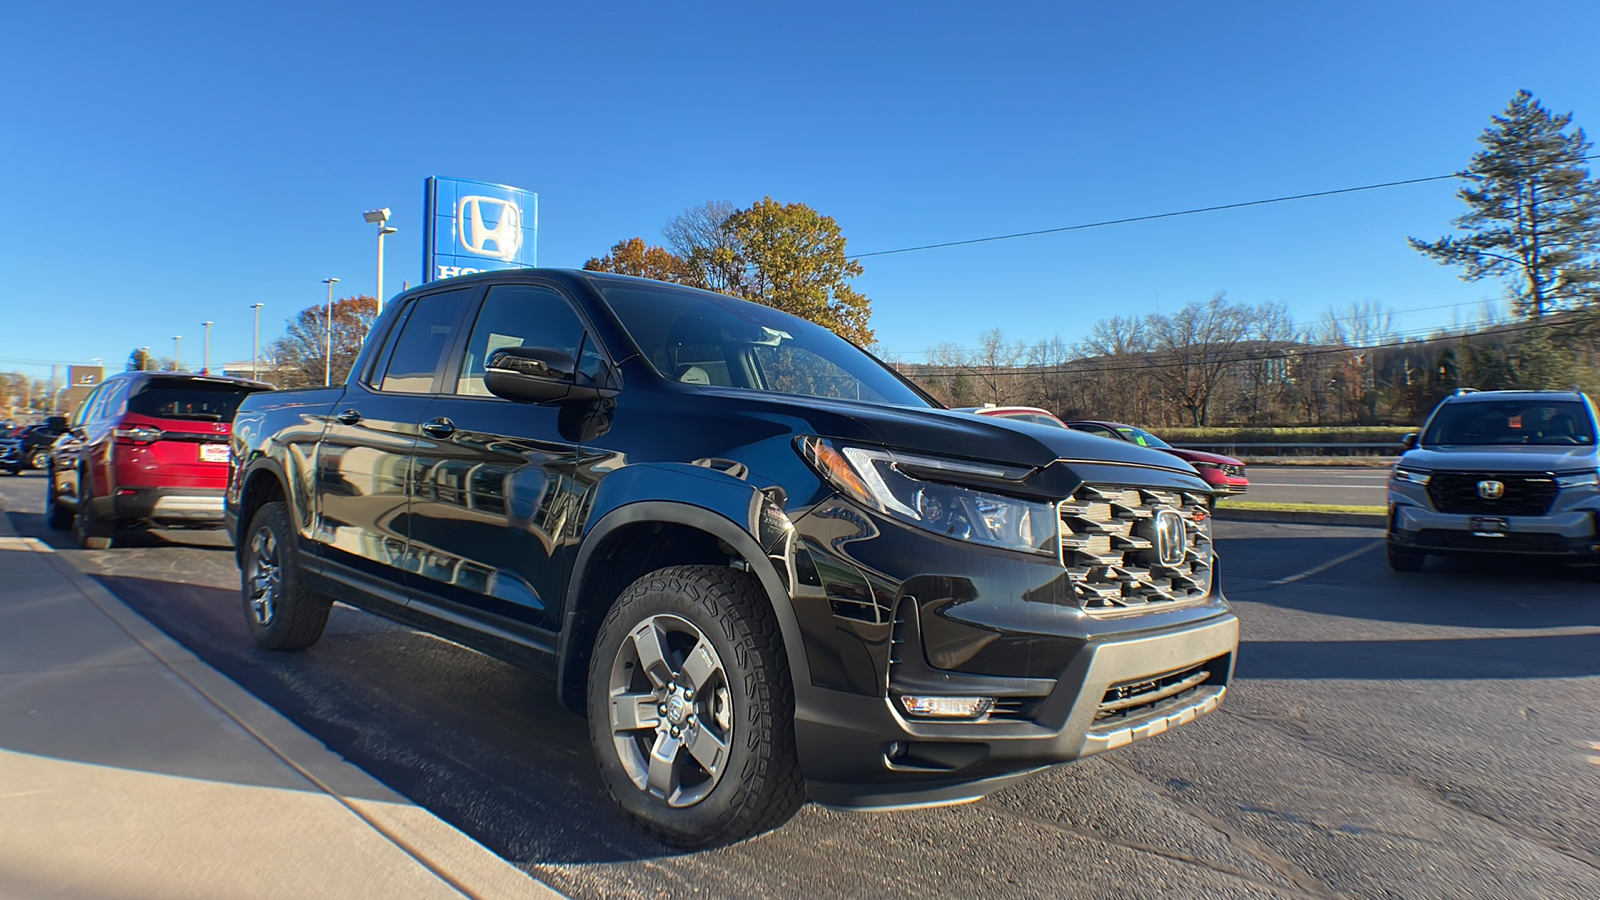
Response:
[[1410, 90, 1600, 318]]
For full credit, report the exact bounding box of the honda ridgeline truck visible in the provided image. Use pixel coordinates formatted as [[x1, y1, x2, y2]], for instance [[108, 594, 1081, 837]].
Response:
[[226, 269, 1239, 846]]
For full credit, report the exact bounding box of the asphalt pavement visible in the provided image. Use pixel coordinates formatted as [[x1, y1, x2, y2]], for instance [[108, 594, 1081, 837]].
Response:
[[1236, 466, 1390, 507], [2, 469, 1597, 899]]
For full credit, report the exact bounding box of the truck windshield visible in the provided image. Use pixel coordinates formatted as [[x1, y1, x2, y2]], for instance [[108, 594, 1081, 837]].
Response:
[[598, 282, 933, 407], [1422, 400, 1595, 446]]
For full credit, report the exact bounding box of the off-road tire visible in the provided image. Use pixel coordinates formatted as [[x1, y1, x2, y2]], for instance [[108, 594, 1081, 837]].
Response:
[[241, 501, 331, 651], [587, 565, 805, 848], [45, 474, 73, 530], [1387, 542, 1425, 572], [73, 470, 113, 550]]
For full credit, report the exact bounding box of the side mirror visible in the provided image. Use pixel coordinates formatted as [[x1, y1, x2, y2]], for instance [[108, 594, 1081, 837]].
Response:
[[484, 347, 618, 405], [1401, 433, 1418, 451]]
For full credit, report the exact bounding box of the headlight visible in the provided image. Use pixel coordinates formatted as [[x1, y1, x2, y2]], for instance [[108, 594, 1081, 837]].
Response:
[[1555, 470, 1600, 489], [798, 437, 1057, 556], [1392, 467, 1432, 485]]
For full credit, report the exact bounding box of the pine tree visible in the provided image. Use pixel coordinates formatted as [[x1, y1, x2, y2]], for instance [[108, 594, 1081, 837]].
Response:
[[1410, 90, 1600, 318]]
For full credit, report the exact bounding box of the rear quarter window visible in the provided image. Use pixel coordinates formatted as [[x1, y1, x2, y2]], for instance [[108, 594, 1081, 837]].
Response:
[[128, 381, 264, 422]]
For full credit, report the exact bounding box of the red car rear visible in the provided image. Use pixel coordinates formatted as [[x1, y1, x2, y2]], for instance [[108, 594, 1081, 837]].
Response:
[[47, 372, 271, 548]]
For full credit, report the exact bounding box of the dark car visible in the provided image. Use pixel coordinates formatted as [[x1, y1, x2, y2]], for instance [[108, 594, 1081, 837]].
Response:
[[21, 415, 70, 469], [1386, 389, 1600, 572], [227, 269, 1239, 847], [1063, 420, 1248, 496], [0, 425, 22, 475], [46, 371, 272, 548]]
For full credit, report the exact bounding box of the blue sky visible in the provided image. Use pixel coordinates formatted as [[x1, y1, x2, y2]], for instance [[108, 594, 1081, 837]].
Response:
[[4, 1, 1598, 381]]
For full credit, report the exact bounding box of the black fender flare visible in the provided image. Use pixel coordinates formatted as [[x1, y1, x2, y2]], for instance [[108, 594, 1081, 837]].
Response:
[[555, 499, 814, 711]]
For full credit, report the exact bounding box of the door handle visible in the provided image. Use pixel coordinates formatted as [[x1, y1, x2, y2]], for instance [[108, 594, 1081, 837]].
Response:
[[336, 409, 362, 425], [421, 417, 456, 439]]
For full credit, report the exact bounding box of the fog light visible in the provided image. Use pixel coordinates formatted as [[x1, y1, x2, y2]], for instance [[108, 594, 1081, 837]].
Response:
[[898, 695, 995, 718]]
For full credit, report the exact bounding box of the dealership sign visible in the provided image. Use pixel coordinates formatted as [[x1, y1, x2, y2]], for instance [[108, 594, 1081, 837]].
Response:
[[422, 176, 538, 282]]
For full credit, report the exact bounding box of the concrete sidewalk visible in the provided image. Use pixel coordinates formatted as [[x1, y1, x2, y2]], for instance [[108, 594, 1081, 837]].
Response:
[[0, 511, 563, 899]]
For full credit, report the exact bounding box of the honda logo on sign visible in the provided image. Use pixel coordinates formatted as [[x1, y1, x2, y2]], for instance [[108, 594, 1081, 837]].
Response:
[[457, 196, 522, 261], [1477, 480, 1505, 500]]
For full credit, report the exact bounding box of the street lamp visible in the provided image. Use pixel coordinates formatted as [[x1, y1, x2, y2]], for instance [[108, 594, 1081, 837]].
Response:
[[321, 277, 340, 387], [202, 321, 213, 375], [251, 303, 264, 381], [363, 208, 397, 314], [140, 347, 150, 371], [174, 336, 182, 372]]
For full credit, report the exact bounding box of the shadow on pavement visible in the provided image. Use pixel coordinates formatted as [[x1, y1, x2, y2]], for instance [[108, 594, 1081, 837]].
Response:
[[5, 509, 234, 553], [1239, 632, 1600, 680], [93, 573, 677, 867]]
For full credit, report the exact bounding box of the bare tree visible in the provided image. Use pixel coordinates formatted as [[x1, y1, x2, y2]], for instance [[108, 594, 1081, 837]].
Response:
[[1145, 293, 1256, 427], [266, 296, 379, 388], [662, 201, 742, 293]]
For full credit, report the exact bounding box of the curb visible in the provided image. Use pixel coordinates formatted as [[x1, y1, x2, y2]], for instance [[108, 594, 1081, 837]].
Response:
[[0, 491, 565, 900], [1213, 507, 1386, 527]]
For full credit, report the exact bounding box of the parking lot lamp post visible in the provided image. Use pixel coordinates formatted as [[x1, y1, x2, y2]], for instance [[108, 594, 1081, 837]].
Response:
[[363, 209, 395, 314], [322, 277, 340, 387], [174, 336, 182, 372], [202, 321, 213, 375], [140, 347, 150, 371], [251, 304, 264, 381]]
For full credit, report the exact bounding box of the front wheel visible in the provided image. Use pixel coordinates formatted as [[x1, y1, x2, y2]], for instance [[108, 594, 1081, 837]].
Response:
[[1387, 542, 1425, 572], [28, 449, 49, 470], [587, 565, 804, 848], [241, 501, 331, 650]]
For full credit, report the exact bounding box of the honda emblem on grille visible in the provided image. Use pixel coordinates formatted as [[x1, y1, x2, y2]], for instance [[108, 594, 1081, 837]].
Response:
[[1155, 509, 1188, 567], [1477, 480, 1505, 500]]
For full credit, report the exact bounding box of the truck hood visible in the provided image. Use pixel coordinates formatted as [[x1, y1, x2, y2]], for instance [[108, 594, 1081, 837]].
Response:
[[1400, 444, 1599, 472], [691, 388, 1208, 498]]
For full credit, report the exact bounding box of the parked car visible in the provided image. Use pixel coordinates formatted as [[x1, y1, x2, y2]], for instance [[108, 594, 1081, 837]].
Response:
[[228, 269, 1238, 847], [1386, 389, 1600, 572], [1060, 420, 1248, 496], [20, 415, 70, 469], [953, 405, 1070, 428], [0, 426, 22, 475], [46, 371, 271, 548]]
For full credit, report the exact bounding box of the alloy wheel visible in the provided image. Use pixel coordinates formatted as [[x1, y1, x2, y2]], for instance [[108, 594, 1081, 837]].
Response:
[[248, 526, 282, 626], [606, 614, 734, 808]]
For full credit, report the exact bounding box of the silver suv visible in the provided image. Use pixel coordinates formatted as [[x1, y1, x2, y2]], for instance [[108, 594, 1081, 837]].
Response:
[[1387, 389, 1600, 572]]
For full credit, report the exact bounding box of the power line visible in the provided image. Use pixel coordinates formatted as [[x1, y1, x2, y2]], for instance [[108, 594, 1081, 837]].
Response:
[[849, 154, 1600, 261]]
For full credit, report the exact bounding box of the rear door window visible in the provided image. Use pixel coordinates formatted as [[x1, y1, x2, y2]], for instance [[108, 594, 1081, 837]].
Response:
[[378, 288, 475, 394]]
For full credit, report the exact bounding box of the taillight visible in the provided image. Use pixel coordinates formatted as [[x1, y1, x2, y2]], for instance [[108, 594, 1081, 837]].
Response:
[[114, 426, 163, 444]]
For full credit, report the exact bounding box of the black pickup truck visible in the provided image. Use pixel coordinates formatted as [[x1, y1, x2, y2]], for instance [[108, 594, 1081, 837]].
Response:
[[227, 269, 1238, 846]]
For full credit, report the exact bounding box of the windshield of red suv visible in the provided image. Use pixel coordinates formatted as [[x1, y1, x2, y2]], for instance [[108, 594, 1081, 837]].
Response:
[[598, 282, 933, 407], [1422, 399, 1595, 446], [127, 379, 264, 422]]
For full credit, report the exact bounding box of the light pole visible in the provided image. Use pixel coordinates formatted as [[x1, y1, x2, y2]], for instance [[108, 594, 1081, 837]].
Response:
[[140, 347, 150, 371], [174, 336, 182, 372], [321, 277, 340, 386], [202, 321, 213, 375], [366, 208, 396, 313], [251, 303, 264, 381]]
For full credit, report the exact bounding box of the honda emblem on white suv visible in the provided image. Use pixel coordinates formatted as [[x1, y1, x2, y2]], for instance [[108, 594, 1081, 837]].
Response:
[[1476, 480, 1505, 500], [457, 196, 522, 261], [1155, 509, 1188, 567]]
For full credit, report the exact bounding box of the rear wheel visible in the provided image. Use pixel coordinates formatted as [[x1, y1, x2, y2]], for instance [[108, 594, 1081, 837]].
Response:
[[28, 449, 49, 470], [73, 471, 113, 550], [1387, 542, 1425, 572], [587, 565, 804, 848], [241, 501, 331, 650], [45, 474, 73, 530]]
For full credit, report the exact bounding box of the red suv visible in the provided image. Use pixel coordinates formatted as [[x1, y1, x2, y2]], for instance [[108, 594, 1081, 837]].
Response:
[[46, 372, 271, 548]]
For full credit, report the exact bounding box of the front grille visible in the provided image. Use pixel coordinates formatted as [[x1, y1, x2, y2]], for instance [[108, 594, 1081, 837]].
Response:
[[1058, 484, 1214, 615], [1095, 663, 1212, 722], [1426, 472, 1558, 516]]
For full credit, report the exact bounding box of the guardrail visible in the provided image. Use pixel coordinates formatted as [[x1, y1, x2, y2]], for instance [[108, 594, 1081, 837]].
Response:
[[1171, 441, 1404, 457]]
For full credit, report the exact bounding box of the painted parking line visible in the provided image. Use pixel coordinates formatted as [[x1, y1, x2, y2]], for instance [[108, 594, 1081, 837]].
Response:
[[1249, 482, 1388, 489], [1268, 540, 1384, 586]]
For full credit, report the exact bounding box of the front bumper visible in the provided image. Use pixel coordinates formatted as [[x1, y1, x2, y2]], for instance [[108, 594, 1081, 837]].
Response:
[[1389, 487, 1600, 558], [798, 613, 1238, 808]]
